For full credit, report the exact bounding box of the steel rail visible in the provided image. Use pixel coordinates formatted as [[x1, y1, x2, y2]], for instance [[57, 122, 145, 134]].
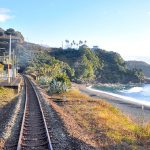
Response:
[[17, 77, 28, 150], [29, 77, 53, 150], [16, 76, 53, 150]]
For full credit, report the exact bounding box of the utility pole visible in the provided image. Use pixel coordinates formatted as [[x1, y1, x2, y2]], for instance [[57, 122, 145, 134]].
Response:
[[16, 55, 18, 75], [12, 49, 15, 79], [3, 52, 5, 79], [8, 34, 11, 83], [12, 49, 17, 78], [14, 54, 17, 77]]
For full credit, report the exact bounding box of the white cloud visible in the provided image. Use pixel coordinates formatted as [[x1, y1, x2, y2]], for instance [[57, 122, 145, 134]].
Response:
[[0, 8, 10, 14], [0, 14, 12, 22], [0, 8, 13, 22]]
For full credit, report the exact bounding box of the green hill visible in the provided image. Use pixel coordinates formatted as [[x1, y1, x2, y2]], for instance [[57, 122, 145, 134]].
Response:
[[126, 61, 150, 78], [50, 46, 144, 83], [0, 27, 52, 69], [50, 46, 102, 83], [0, 27, 145, 84]]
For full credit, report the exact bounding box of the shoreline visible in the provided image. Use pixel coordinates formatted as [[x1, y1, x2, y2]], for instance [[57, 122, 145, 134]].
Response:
[[87, 85, 150, 107], [72, 83, 150, 124]]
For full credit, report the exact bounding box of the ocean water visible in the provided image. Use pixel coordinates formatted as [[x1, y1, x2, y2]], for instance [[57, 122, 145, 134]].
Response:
[[89, 84, 150, 107]]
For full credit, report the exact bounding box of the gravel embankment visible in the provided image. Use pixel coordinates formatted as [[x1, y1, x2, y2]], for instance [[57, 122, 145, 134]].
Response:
[[0, 86, 25, 150]]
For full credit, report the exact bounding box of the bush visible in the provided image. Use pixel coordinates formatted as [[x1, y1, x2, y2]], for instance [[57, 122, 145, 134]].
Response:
[[48, 74, 71, 94], [38, 76, 51, 85]]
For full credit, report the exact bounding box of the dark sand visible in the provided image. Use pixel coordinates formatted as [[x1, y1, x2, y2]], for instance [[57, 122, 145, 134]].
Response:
[[73, 83, 150, 124]]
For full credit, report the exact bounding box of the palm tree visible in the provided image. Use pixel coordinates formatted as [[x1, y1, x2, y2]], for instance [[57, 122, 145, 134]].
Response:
[[65, 40, 70, 48], [79, 40, 83, 46], [65, 39, 69, 44], [72, 40, 75, 48], [71, 43, 73, 48]]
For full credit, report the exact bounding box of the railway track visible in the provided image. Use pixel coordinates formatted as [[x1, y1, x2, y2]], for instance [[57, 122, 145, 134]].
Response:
[[17, 76, 53, 150]]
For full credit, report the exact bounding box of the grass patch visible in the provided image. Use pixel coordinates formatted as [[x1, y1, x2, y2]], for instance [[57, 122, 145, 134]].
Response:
[[0, 87, 17, 108], [52, 89, 91, 101], [54, 89, 150, 148]]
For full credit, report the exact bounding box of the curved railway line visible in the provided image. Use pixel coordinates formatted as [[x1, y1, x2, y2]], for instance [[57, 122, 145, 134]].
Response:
[[16, 76, 53, 150]]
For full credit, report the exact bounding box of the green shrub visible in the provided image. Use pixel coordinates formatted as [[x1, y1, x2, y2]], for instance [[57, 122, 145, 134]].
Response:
[[38, 76, 51, 85], [48, 74, 71, 94]]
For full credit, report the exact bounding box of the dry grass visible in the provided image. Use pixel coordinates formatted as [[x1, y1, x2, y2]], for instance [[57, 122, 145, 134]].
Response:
[[52, 89, 92, 101], [53, 89, 150, 148], [0, 87, 18, 148], [0, 87, 17, 108]]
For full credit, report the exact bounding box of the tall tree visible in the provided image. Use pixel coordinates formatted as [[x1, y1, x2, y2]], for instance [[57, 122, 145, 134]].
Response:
[[79, 40, 83, 46], [5, 28, 16, 36], [65, 40, 70, 48]]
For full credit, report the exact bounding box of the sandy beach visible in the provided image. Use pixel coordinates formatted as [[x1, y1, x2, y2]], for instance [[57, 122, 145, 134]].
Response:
[[72, 83, 150, 124]]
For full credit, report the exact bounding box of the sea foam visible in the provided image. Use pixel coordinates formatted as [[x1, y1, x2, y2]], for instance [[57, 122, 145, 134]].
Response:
[[121, 87, 143, 93], [87, 86, 150, 107]]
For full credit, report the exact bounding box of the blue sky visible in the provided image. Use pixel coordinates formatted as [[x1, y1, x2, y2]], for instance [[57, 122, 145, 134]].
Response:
[[0, 0, 150, 63]]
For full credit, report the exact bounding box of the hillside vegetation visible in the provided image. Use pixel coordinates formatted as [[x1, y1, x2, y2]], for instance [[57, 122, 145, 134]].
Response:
[[126, 61, 150, 78], [0, 28, 51, 69], [25, 52, 74, 93], [0, 28, 24, 54], [0, 27, 145, 86], [50, 46, 102, 83], [50, 46, 144, 84]]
